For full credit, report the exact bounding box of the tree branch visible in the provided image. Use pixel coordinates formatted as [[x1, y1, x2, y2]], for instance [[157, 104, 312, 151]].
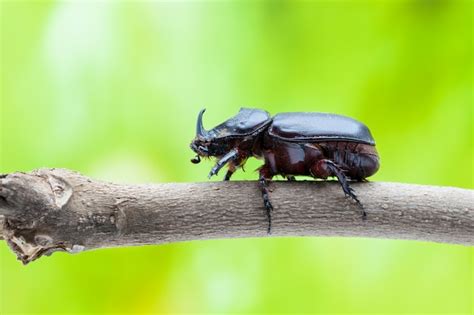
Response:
[[0, 168, 472, 264]]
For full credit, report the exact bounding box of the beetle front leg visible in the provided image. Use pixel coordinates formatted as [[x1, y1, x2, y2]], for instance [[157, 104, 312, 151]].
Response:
[[312, 159, 366, 218], [258, 166, 274, 234], [208, 150, 239, 179], [223, 157, 248, 181]]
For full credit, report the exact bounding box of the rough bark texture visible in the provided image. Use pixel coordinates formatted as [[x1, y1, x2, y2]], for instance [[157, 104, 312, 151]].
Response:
[[0, 168, 472, 264]]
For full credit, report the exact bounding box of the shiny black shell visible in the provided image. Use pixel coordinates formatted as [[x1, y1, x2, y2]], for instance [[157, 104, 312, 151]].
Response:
[[208, 108, 272, 138], [268, 112, 375, 145]]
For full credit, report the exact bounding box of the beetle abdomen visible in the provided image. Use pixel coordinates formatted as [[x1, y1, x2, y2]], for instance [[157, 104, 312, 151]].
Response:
[[268, 112, 375, 145], [321, 142, 380, 179]]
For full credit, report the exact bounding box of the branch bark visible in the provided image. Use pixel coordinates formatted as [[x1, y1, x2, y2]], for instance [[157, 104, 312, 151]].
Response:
[[0, 168, 472, 264]]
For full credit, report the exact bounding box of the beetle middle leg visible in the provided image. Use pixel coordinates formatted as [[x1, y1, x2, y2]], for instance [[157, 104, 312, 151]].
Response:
[[311, 159, 366, 218], [258, 165, 274, 234]]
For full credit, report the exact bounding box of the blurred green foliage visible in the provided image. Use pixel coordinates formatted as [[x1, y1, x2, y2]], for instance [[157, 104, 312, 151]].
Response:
[[1, 0, 472, 314]]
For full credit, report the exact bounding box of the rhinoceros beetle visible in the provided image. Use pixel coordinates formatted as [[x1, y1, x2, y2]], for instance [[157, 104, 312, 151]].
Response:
[[190, 108, 380, 233]]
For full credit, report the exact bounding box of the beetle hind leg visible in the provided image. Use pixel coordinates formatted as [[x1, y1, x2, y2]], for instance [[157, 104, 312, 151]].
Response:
[[311, 159, 366, 218], [258, 166, 274, 234]]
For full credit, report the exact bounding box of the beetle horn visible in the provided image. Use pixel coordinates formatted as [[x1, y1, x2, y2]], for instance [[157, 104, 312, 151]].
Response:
[[196, 108, 208, 138]]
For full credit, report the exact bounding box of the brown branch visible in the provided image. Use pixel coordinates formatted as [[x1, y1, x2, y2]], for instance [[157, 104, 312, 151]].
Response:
[[0, 168, 472, 264]]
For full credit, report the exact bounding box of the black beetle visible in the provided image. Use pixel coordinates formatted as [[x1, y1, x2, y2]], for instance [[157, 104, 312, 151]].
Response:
[[190, 108, 380, 233]]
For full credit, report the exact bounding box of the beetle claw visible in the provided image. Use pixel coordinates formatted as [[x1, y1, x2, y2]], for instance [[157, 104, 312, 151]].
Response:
[[344, 187, 362, 206], [208, 170, 216, 179], [208, 165, 221, 178], [259, 172, 274, 234], [324, 159, 365, 214], [264, 199, 273, 234]]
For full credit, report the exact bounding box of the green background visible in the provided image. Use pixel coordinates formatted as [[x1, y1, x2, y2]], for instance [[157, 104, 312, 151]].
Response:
[[1, 0, 472, 314]]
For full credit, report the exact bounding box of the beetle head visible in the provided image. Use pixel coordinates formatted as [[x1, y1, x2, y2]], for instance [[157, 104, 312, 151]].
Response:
[[190, 108, 271, 164], [190, 109, 233, 163]]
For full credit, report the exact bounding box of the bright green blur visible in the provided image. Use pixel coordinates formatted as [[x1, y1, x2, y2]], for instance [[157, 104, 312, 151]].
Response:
[[1, 1, 472, 314]]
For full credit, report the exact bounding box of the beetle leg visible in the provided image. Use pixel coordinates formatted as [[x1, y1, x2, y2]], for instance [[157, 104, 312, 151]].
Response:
[[208, 150, 238, 179], [223, 170, 234, 181], [223, 157, 248, 181], [258, 166, 274, 234], [312, 159, 366, 218], [223, 161, 237, 181]]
